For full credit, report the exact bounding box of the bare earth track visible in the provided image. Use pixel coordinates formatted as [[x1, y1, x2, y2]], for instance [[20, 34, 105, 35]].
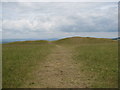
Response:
[[22, 44, 88, 88]]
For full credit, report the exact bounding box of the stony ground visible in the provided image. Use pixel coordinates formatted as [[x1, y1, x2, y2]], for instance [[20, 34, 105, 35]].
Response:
[[22, 44, 89, 88]]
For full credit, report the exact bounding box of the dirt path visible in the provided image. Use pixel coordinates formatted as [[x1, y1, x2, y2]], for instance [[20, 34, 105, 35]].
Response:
[[23, 45, 88, 88]]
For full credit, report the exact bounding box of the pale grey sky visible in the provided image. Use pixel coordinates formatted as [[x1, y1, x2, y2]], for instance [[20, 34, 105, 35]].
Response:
[[2, 2, 118, 39]]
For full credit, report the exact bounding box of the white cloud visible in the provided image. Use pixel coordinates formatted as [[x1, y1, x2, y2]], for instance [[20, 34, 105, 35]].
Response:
[[2, 2, 118, 39]]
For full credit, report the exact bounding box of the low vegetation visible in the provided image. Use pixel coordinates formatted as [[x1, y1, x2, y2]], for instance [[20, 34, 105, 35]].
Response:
[[54, 37, 118, 88], [73, 43, 118, 88], [2, 41, 55, 88], [2, 37, 118, 88]]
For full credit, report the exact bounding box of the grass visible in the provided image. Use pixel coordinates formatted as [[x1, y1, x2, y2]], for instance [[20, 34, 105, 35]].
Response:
[[54, 37, 118, 88], [73, 43, 118, 88], [2, 41, 55, 88], [2, 37, 118, 88], [53, 37, 116, 48]]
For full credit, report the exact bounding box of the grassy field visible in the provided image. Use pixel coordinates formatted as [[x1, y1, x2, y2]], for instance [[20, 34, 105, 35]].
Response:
[[2, 41, 55, 88], [2, 37, 118, 88], [54, 37, 118, 88], [73, 43, 118, 88]]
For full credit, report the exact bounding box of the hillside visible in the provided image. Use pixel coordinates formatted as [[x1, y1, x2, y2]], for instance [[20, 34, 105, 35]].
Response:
[[53, 37, 116, 45], [2, 37, 118, 88], [3, 37, 116, 45]]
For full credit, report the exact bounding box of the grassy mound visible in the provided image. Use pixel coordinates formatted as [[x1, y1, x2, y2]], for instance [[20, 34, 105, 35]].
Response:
[[53, 37, 116, 46]]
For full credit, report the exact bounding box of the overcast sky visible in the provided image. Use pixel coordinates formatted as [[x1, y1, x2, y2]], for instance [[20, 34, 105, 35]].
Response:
[[2, 2, 118, 39]]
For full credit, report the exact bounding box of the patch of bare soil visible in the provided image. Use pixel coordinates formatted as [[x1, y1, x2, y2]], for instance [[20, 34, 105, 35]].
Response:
[[22, 45, 88, 88]]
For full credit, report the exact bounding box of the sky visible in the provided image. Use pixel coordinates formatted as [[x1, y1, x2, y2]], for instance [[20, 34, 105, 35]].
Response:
[[1, 2, 118, 39]]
